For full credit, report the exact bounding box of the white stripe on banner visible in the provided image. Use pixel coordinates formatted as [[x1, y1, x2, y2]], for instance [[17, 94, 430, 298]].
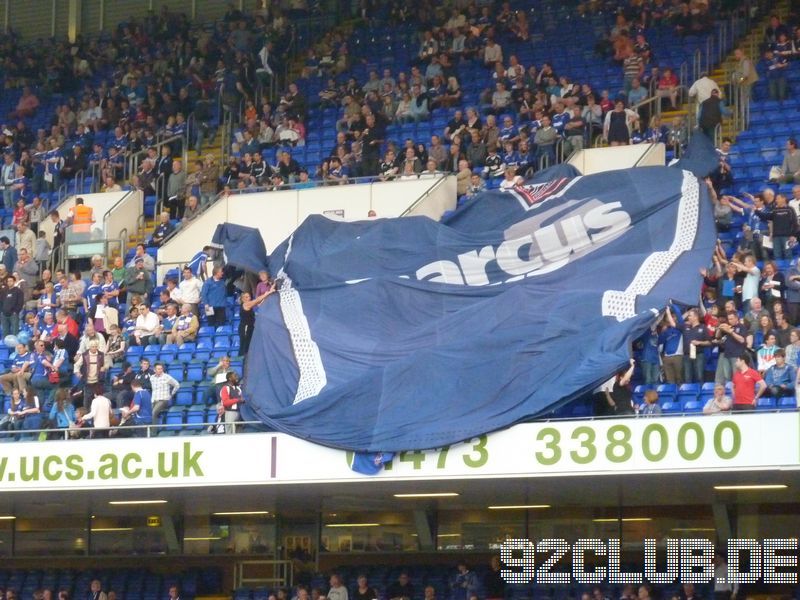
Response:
[[276, 235, 328, 404], [601, 170, 700, 321]]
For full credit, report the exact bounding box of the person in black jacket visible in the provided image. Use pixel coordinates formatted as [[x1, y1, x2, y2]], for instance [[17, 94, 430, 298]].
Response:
[[484, 556, 506, 600], [59, 145, 88, 180], [756, 193, 798, 260], [698, 89, 725, 140], [0, 237, 17, 274], [1, 274, 24, 336]]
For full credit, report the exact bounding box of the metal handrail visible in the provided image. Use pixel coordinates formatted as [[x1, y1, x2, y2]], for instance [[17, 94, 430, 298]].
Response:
[[126, 134, 185, 182], [153, 173, 166, 220], [0, 419, 268, 442], [631, 93, 662, 119], [399, 174, 452, 216], [2, 406, 791, 443]]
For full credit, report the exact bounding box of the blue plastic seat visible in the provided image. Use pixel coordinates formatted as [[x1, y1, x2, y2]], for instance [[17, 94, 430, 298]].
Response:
[[174, 384, 195, 406], [756, 397, 777, 410], [164, 408, 185, 431], [656, 383, 678, 403], [683, 400, 703, 413], [126, 346, 144, 360], [177, 342, 196, 361], [779, 396, 797, 409], [142, 344, 160, 361], [197, 326, 215, 339], [196, 383, 212, 404], [661, 401, 682, 413], [186, 408, 206, 432]]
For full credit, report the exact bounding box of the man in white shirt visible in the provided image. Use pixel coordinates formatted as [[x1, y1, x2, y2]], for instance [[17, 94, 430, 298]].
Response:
[[688, 73, 721, 118], [178, 266, 202, 315], [133, 304, 161, 346], [80, 391, 112, 438]]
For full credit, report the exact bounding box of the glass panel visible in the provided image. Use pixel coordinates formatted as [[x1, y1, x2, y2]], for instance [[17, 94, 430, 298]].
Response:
[[0, 520, 12, 558], [321, 511, 417, 553], [15, 517, 87, 556], [183, 514, 277, 555], [89, 516, 172, 555]]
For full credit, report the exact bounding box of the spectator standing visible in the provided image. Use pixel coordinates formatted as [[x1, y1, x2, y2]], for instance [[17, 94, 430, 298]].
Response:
[[682, 308, 709, 383], [757, 193, 798, 260], [698, 89, 727, 140], [714, 311, 752, 384], [149, 363, 180, 424], [201, 267, 228, 327], [70, 197, 94, 237], [0, 237, 18, 274], [764, 49, 788, 101], [119, 379, 153, 436], [166, 159, 187, 219], [484, 557, 505, 600], [451, 562, 478, 600], [731, 354, 766, 410], [603, 359, 636, 415], [178, 266, 203, 315], [1, 275, 24, 335], [124, 257, 154, 298], [220, 371, 244, 434], [732, 48, 758, 102], [73, 340, 105, 409], [659, 306, 684, 384]]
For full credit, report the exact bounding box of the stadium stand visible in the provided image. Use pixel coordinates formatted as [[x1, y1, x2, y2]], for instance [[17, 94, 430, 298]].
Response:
[[0, 0, 797, 434], [1, 2, 800, 600]]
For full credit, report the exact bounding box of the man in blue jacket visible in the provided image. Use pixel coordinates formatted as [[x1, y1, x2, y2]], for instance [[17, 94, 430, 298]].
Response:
[[201, 267, 228, 327]]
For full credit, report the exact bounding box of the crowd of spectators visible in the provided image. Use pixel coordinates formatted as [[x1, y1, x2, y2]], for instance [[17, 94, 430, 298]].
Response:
[[217, 0, 709, 200], [0, 0, 791, 432], [0, 3, 299, 222], [0, 222, 278, 438], [591, 168, 800, 417]]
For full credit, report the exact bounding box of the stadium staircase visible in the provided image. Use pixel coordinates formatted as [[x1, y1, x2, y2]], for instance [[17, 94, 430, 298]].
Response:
[[661, 0, 789, 143]]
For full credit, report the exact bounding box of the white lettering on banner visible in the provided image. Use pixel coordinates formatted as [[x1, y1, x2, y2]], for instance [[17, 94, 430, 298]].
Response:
[[415, 202, 632, 285], [0, 414, 794, 491]]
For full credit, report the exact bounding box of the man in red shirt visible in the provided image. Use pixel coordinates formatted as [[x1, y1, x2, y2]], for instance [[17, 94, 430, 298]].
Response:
[[731, 354, 766, 411]]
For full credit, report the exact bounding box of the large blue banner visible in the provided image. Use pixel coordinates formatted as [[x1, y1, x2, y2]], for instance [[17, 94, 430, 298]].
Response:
[[241, 164, 716, 452]]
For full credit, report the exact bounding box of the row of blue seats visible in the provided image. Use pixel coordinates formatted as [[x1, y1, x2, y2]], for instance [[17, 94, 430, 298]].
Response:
[[161, 404, 225, 431], [652, 396, 797, 413], [124, 341, 243, 365]]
